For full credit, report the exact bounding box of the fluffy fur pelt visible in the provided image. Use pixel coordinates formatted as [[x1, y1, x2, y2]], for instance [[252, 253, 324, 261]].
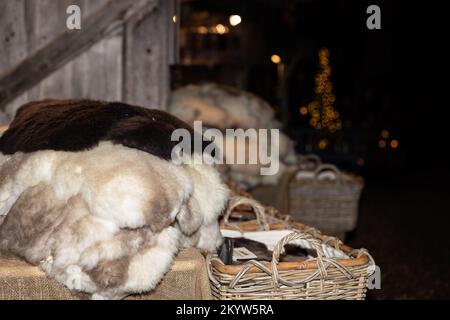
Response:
[[169, 83, 277, 130], [0, 99, 229, 299], [168, 84, 298, 188], [0, 142, 229, 299]]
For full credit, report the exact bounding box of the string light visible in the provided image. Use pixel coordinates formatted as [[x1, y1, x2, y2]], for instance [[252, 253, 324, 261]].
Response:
[[378, 140, 386, 149], [229, 15, 242, 26], [299, 106, 308, 116], [306, 48, 341, 132], [195, 25, 229, 35], [271, 54, 281, 64], [381, 130, 389, 139], [196, 26, 208, 34], [318, 139, 328, 150], [390, 139, 399, 149], [215, 24, 228, 34]]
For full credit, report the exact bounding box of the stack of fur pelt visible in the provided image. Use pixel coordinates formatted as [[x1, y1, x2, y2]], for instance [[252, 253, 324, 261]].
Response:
[[0, 100, 229, 299], [168, 83, 297, 188], [169, 84, 277, 130]]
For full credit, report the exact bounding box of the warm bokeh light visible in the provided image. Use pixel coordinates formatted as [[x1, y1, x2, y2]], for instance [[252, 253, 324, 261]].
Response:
[[229, 15, 242, 26], [215, 24, 228, 34], [378, 140, 386, 148], [197, 26, 208, 34], [299, 106, 308, 116], [381, 130, 389, 139], [318, 139, 328, 150], [172, 15, 177, 23], [390, 139, 399, 149], [271, 54, 281, 64]]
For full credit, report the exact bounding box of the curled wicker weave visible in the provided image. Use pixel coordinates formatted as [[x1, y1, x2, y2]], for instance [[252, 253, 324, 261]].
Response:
[[210, 194, 375, 300], [281, 163, 364, 232]]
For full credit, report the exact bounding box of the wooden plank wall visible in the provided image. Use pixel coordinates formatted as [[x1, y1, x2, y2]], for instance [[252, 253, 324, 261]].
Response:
[[0, 0, 177, 123]]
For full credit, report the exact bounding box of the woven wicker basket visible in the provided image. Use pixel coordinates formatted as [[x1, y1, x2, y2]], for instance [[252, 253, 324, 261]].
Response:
[[280, 163, 364, 232], [208, 197, 375, 300]]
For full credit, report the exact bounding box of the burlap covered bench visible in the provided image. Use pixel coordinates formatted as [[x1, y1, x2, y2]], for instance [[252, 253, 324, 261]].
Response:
[[0, 248, 212, 300]]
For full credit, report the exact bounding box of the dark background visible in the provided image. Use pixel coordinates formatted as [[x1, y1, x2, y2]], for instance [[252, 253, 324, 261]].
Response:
[[175, 0, 449, 299]]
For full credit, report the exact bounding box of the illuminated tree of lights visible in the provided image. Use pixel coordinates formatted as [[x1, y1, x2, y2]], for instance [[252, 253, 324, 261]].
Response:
[[307, 48, 342, 133]]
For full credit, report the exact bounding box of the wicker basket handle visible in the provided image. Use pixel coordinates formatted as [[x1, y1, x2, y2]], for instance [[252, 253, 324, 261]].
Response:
[[222, 196, 270, 231], [313, 163, 343, 184], [283, 154, 322, 186], [271, 231, 327, 287], [298, 154, 322, 167]]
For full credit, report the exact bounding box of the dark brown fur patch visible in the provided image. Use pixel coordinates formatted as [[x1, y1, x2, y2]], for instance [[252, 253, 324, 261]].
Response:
[[0, 99, 212, 159]]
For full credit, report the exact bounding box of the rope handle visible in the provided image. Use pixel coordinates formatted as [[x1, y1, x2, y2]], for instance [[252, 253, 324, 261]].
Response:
[[270, 231, 327, 287], [280, 162, 343, 212], [222, 196, 270, 231], [298, 154, 322, 168], [313, 163, 343, 184]]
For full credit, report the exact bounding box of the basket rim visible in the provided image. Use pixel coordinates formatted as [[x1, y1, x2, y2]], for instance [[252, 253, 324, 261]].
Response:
[[210, 251, 369, 275]]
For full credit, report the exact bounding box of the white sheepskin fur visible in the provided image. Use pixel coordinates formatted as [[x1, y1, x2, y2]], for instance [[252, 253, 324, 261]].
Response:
[[0, 142, 229, 299], [169, 83, 276, 130], [168, 83, 298, 188]]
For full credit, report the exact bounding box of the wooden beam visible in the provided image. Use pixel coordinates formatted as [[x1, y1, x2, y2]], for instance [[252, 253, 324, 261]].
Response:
[[0, 0, 158, 110], [123, 0, 177, 109]]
